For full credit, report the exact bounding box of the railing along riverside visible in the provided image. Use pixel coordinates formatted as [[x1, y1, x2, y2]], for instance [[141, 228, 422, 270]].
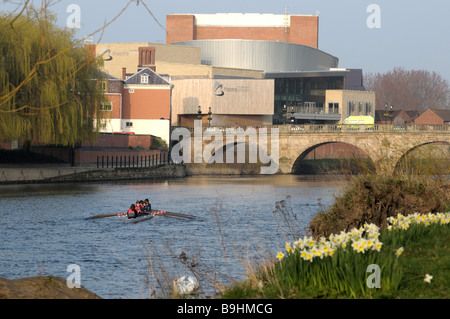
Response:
[[172, 124, 450, 135], [96, 152, 170, 169]]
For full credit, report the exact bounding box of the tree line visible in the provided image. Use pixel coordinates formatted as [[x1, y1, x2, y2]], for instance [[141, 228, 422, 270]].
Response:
[[364, 67, 450, 112]]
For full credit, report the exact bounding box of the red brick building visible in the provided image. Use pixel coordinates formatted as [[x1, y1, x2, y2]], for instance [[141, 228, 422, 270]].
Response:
[[375, 109, 419, 124], [414, 109, 450, 125], [99, 47, 172, 143], [166, 13, 319, 49]]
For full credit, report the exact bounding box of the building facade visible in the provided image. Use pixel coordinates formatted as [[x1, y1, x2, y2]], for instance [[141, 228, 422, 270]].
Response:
[[166, 13, 319, 49], [94, 12, 375, 129], [98, 47, 172, 143], [171, 78, 274, 126]]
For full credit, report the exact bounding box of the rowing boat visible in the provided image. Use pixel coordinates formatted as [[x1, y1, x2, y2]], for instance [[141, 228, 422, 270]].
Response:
[[123, 212, 154, 224], [87, 209, 195, 220]]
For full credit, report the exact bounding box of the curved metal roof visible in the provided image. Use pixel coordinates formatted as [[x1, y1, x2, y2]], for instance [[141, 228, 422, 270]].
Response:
[[172, 39, 339, 73]]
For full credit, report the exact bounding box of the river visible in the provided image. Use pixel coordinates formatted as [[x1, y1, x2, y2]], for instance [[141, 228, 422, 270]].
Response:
[[0, 174, 347, 298]]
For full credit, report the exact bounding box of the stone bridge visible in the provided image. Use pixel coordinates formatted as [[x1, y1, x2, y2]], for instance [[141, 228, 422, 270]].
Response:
[[171, 123, 450, 175]]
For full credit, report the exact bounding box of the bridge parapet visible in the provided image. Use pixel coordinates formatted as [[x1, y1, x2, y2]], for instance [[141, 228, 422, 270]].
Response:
[[172, 124, 449, 135]]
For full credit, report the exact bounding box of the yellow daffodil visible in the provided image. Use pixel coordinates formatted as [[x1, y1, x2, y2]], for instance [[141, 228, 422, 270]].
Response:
[[374, 241, 383, 252], [395, 247, 404, 257]]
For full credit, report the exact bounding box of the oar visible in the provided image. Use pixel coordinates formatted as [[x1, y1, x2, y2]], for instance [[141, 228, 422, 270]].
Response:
[[87, 209, 195, 220], [148, 209, 195, 219], [87, 212, 125, 220], [160, 211, 195, 219]]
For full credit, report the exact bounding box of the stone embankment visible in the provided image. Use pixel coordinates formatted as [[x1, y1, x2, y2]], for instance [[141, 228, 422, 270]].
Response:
[[0, 163, 187, 184]]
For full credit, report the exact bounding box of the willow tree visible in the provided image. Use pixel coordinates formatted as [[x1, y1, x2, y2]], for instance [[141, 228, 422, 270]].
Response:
[[0, 9, 107, 146]]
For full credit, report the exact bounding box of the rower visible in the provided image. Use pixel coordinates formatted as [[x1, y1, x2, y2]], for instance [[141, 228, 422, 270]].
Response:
[[144, 199, 151, 212], [138, 200, 146, 214], [135, 200, 142, 216], [127, 204, 137, 219]]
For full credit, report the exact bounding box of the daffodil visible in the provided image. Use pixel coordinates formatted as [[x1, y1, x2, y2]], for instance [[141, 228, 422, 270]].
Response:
[[395, 247, 404, 257], [373, 241, 383, 252], [285, 242, 292, 253], [424, 274, 433, 283], [301, 250, 307, 259], [276, 252, 284, 260]]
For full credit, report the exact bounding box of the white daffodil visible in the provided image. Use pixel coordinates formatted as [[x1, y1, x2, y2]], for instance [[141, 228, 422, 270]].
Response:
[[424, 274, 433, 283]]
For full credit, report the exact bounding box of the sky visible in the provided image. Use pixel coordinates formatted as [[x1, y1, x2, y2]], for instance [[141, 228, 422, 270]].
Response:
[[2, 0, 450, 82]]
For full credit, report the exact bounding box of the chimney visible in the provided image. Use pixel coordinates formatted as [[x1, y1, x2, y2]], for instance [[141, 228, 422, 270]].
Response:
[[122, 67, 127, 80], [84, 44, 97, 61], [138, 47, 156, 72]]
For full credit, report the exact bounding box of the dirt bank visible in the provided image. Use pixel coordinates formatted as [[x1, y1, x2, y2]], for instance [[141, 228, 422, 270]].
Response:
[[0, 276, 101, 299]]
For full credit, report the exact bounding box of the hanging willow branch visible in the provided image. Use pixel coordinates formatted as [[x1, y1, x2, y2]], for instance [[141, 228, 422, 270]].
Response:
[[0, 1, 136, 146]]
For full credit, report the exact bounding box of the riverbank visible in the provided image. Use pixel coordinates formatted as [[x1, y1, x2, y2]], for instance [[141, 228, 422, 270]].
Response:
[[0, 276, 101, 299], [0, 163, 187, 184], [221, 211, 450, 299], [218, 173, 450, 299]]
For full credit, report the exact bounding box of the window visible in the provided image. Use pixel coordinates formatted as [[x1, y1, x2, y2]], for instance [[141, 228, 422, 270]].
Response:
[[128, 89, 134, 93], [348, 101, 355, 116], [328, 102, 339, 114], [100, 81, 107, 92], [365, 102, 372, 115], [100, 102, 112, 111], [126, 122, 133, 127], [141, 75, 149, 84]]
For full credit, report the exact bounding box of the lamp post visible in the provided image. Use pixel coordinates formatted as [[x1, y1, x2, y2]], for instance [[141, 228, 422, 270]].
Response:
[[197, 105, 202, 122], [290, 106, 295, 124], [207, 107, 212, 126], [383, 103, 394, 123]]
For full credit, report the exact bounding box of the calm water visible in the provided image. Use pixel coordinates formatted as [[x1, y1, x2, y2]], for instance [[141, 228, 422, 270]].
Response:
[[0, 174, 346, 298]]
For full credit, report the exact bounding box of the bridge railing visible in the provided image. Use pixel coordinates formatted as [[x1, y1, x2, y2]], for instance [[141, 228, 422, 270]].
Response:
[[172, 124, 449, 135]]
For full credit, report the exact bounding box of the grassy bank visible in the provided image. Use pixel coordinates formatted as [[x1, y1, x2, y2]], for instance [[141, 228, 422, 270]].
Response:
[[215, 168, 450, 299], [220, 212, 449, 299]]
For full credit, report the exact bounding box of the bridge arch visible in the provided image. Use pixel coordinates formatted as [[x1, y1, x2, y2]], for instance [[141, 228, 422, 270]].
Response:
[[394, 140, 450, 174], [291, 141, 376, 175], [202, 139, 277, 174]]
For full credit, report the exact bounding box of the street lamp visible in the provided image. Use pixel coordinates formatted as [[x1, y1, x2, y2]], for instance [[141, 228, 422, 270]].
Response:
[[290, 106, 295, 124], [197, 105, 202, 121], [207, 107, 213, 126], [383, 103, 394, 123]]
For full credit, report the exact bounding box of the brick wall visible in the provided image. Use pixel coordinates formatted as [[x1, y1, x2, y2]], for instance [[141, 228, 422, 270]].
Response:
[[166, 15, 195, 44], [166, 14, 319, 49], [289, 16, 319, 49], [81, 133, 152, 149], [122, 87, 171, 120], [195, 26, 289, 43]]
